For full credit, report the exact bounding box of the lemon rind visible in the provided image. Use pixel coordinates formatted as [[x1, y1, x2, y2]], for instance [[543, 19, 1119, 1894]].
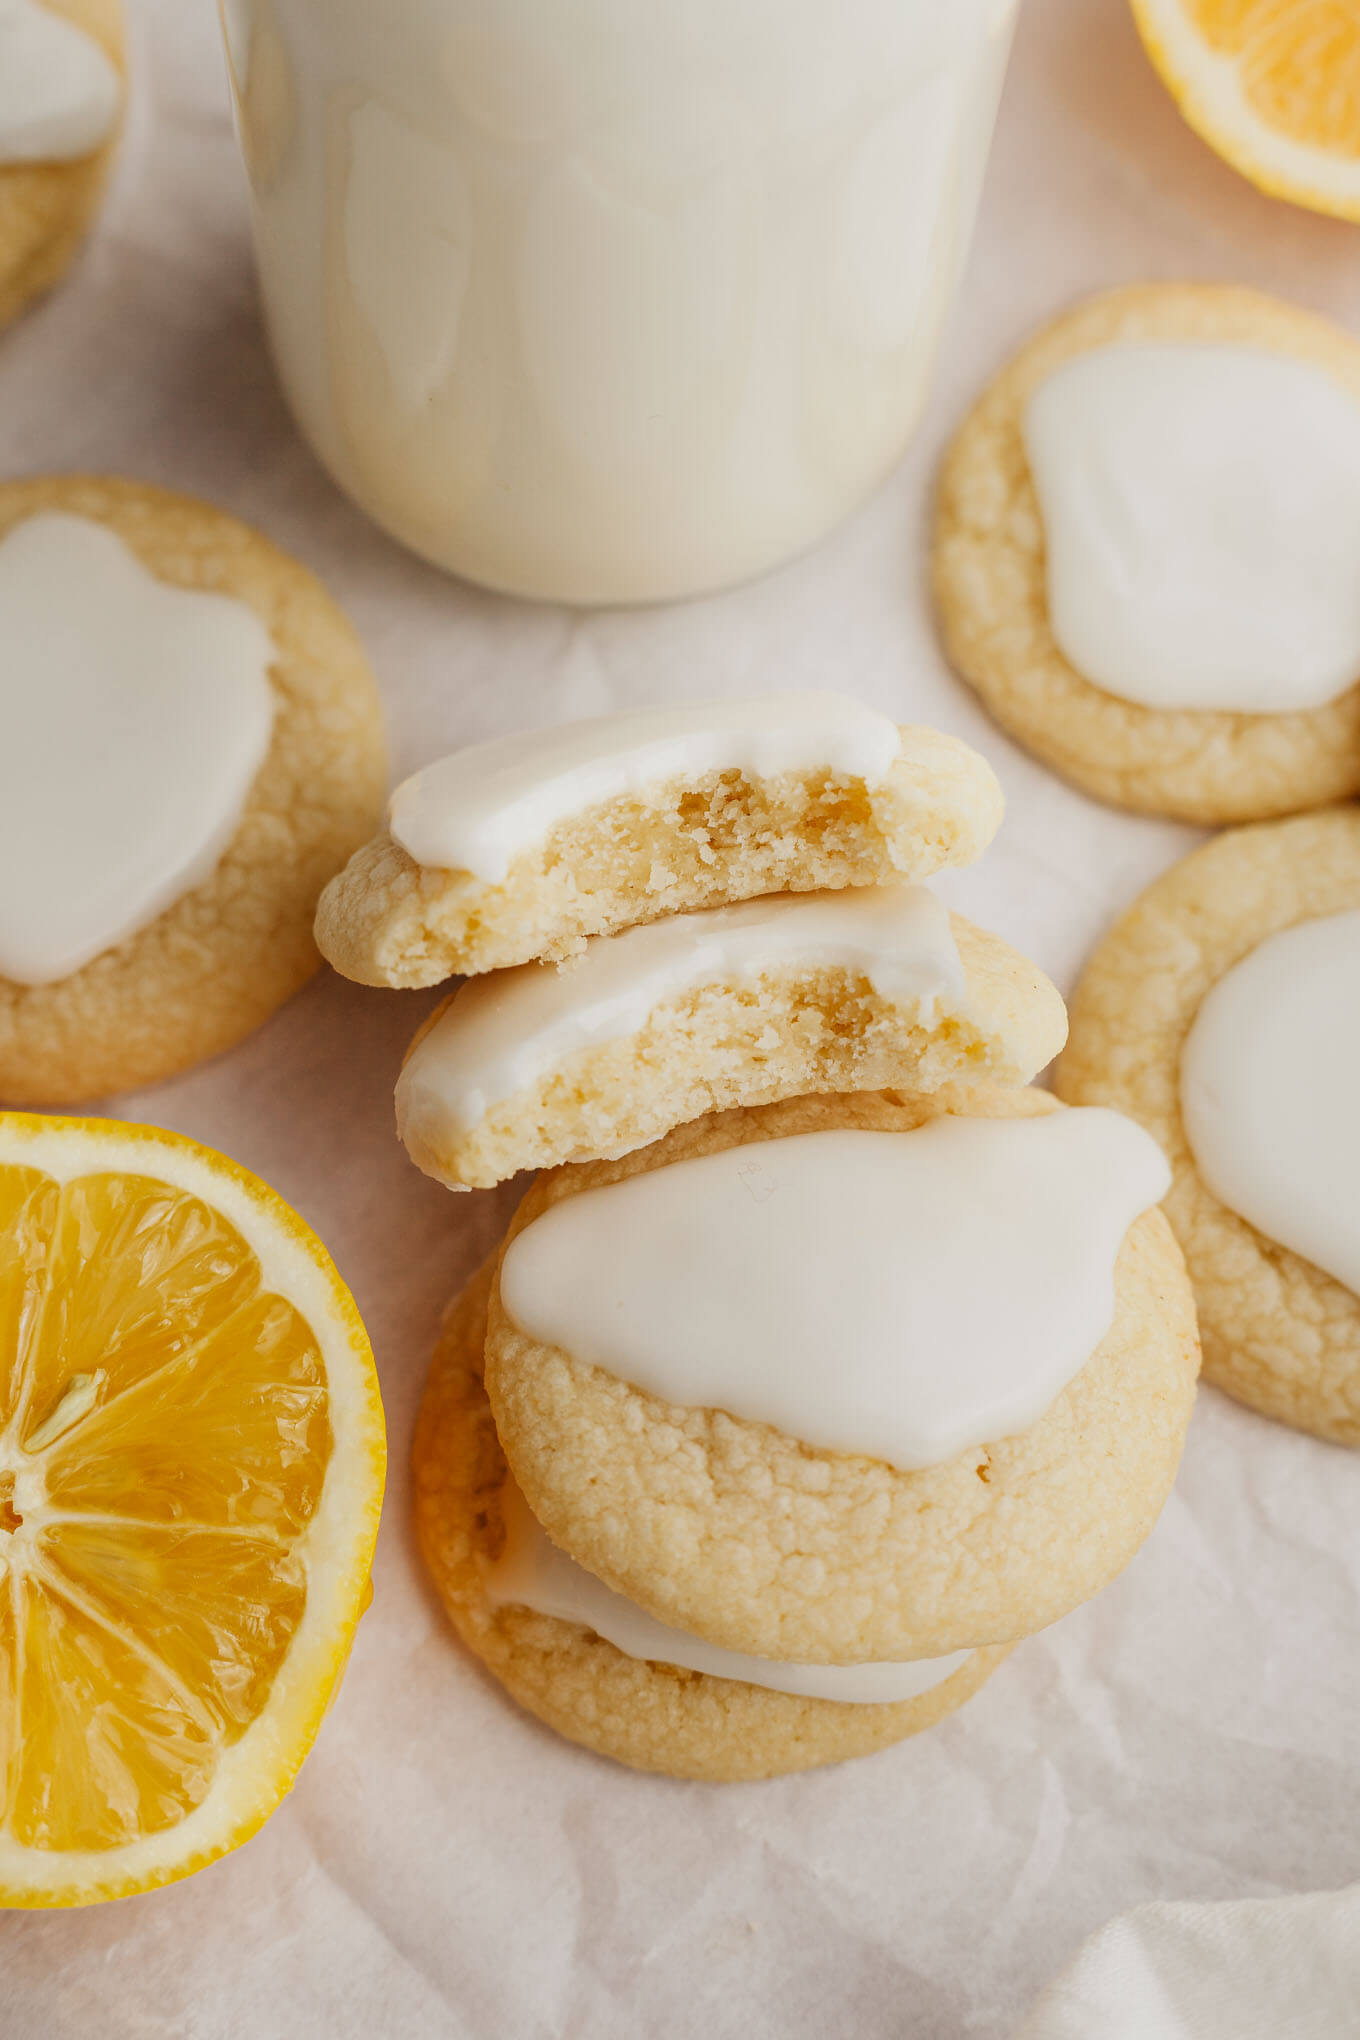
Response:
[[1132, 0, 1360, 222]]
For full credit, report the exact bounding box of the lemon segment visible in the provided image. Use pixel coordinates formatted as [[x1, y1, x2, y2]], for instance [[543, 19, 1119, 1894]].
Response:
[[1132, 0, 1360, 220], [0, 1114, 385, 1907]]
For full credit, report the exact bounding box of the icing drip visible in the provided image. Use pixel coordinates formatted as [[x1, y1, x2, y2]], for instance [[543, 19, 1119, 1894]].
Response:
[[0, 514, 277, 986], [387, 692, 902, 882], [485, 1481, 970, 1705], [1181, 909, 1360, 1295], [0, 0, 119, 165], [1025, 344, 1360, 714], [500, 1109, 1171, 1471]]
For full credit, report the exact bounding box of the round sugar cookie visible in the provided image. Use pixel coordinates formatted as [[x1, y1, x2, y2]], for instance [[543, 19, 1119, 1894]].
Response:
[[0, 475, 387, 1103], [0, 0, 125, 331], [483, 1085, 1199, 1667], [1056, 807, 1360, 1447], [415, 1259, 1012, 1782], [932, 285, 1360, 825]]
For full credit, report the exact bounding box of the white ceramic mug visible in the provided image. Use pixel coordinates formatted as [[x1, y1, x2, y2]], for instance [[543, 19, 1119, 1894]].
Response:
[[221, 0, 1018, 605]]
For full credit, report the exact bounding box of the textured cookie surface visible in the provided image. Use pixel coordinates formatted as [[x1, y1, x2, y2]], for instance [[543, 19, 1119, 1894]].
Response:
[[484, 1086, 1199, 1665], [0, 0, 125, 330], [0, 476, 387, 1103], [414, 1259, 1011, 1782], [1057, 808, 1360, 1446], [315, 724, 1002, 987], [399, 912, 1069, 1189], [933, 284, 1360, 824]]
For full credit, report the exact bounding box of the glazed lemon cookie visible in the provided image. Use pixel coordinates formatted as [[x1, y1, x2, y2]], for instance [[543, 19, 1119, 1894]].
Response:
[[0, 476, 387, 1104], [397, 889, 1068, 1189], [414, 1260, 1012, 1781], [315, 694, 1003, 987], [933, 285, 1360, 824], [0, 0, 125, 330], [1057, 807, 1360, 1446], [484, 1085, 1198, 1666]]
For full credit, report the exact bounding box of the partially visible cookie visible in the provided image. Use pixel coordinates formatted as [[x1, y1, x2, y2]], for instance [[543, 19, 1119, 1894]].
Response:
[[0, 0, 125, 330], [483, 1085, 1199, 1666], [933, 285, 1360, 824], [1057, 807, 1360, 1446], [0, 476, 387, 1104], [414, 1260, 1012, 1782], [396, 894, 1068, 1190], [316, 702, 1003, 987]]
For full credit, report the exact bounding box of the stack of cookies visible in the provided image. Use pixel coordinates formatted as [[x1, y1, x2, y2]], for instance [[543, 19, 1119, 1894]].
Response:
[[318, 692, 1200, 1781]]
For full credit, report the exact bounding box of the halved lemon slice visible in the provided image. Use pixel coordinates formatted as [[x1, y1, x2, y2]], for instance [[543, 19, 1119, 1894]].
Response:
[[0, 1114, 384, 1907], [1131, 0, 1360, 221]]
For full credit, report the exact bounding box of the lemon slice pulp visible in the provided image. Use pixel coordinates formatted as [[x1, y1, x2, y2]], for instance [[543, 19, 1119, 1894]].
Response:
[[1132, 0, 1360, 220], [0, 1115, 384, 1907]]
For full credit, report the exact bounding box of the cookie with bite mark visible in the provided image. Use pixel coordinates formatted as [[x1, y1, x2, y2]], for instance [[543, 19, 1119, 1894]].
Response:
[[316, 704, 1003, 987], [397, 895, 1068, 1190]]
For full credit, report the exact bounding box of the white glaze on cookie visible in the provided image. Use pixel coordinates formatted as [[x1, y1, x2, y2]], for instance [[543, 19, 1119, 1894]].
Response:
[[1180, 909, 1360, 1296], [0, 514, 277, 986], [388, 692, 902, 882], [500, 1109, 1171, 1470], [486, 1480, 969, 1704], [397, 884, 963, 1145], [0, 0, 119, 164], [1024, 345, 1360, 713]]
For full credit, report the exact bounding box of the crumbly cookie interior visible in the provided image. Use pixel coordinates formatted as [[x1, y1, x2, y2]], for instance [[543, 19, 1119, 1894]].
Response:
[[316, 727, 1002, 987]]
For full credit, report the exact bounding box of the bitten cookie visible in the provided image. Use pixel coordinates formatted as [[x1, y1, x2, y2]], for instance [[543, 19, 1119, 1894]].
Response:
[[315, 696, 1003, 987], [483, 1085, 1199, 1666], [0, 0, 125, 330], [1056, 807, 1360, 1447], [0, 476, 387, 1103], [933, 285, 1360, 824], [414, 1259, 1012, 1782], [397, 892, 1069, 1190]]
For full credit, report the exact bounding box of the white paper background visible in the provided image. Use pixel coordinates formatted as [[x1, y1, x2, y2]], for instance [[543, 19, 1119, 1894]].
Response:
[[2, 1, 1358, 2032]]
